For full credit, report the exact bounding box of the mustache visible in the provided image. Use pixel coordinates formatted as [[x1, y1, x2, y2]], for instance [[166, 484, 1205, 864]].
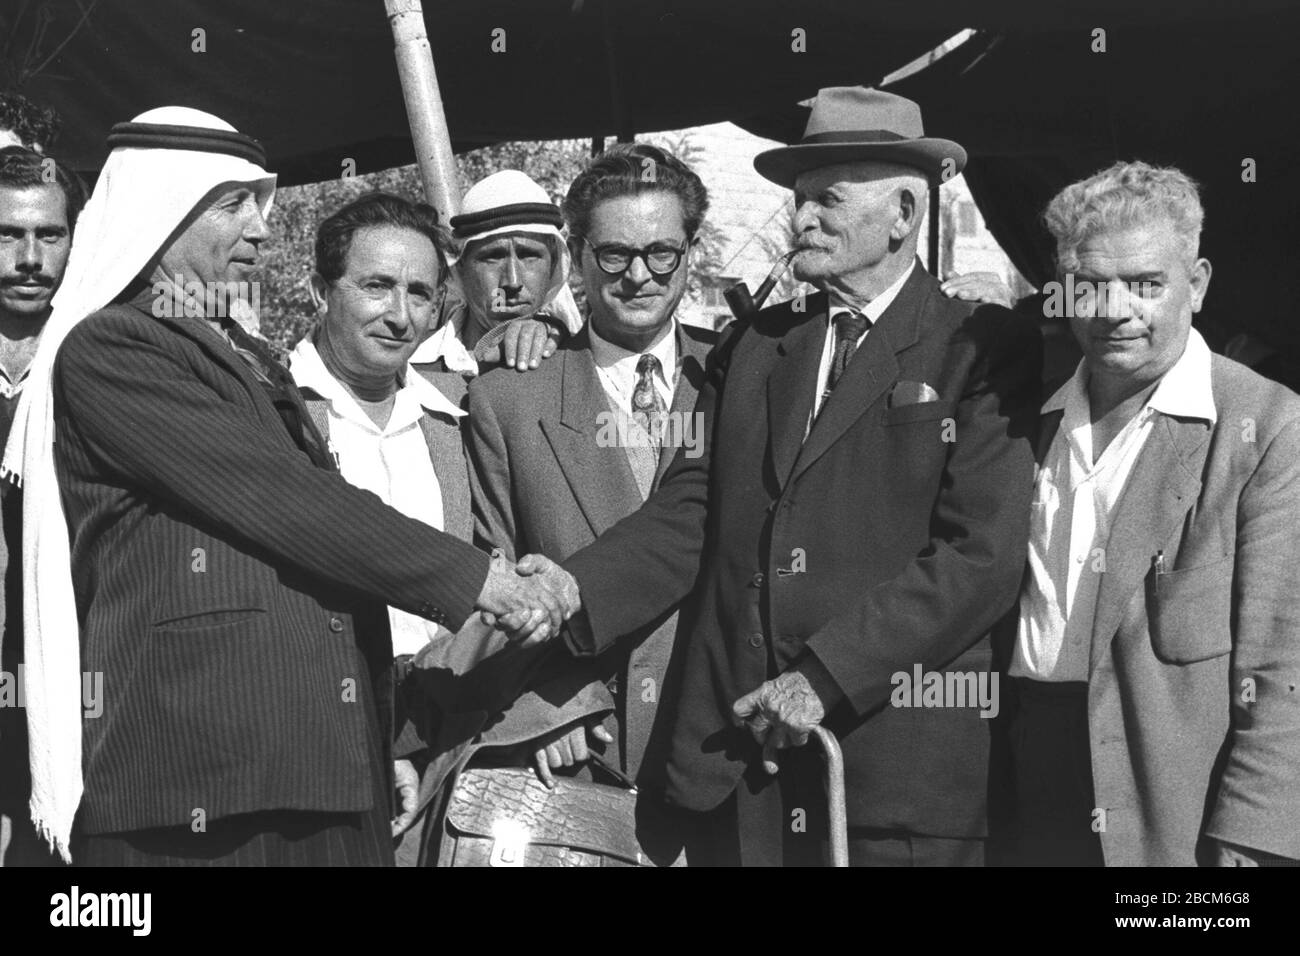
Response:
[[1, 273, 54, 287]]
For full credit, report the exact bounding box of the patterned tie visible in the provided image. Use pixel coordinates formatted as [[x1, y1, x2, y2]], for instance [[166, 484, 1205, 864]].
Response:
[[826, 310, 871, 398], [632, 353, 668, 452]]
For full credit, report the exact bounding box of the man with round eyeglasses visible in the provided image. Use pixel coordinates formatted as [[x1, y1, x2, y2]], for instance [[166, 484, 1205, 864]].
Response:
[[581, 236, 688, 280], [451, 142, 717, 865]]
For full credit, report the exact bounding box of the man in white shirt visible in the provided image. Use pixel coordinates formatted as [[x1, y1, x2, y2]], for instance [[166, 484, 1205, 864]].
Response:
[[288, 191, 482, 852], [999, 161, 1300, 866]]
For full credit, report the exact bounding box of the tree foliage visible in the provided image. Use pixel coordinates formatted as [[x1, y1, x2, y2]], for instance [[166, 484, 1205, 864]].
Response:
[[258, 139, 589, 349]]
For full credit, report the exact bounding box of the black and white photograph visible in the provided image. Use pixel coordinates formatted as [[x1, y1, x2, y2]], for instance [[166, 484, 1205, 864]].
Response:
[[0, 0, 1296, 934]]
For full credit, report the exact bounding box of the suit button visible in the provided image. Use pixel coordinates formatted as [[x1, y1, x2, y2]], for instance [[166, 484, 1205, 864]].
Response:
[[328, 616, 344, 633], [748, 633, 764, 648], [751, 572, 765, 587]]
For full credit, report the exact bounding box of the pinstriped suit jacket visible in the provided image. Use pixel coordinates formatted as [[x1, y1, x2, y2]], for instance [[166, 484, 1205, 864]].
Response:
[[51, 290, 490, 835]]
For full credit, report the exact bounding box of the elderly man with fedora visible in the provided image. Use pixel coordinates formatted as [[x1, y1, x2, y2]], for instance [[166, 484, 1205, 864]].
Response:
[[412, 169, 583, 377], [532, 86, 1042, 865], [1, 107, 566, 865]]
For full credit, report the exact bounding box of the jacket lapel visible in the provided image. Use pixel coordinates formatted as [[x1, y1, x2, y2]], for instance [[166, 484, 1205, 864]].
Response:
[[418, 413, 474, 543], [539, 338, 643, 538], [146, 303, 258, 386], [1037, 408, 1065, 465], [412, 369, 473, 542], [1088, 413, 1211, 673], [653, 324, 711, 487], [767, 295, 827, 492], [142, 299, 291, 433], [788, 263, 928, 486]]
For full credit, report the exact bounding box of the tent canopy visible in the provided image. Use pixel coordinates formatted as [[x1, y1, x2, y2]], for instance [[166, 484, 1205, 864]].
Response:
[[9, 0, 1299, 363], [16, 0, 957, 182], [18, 0, 1291, 178]]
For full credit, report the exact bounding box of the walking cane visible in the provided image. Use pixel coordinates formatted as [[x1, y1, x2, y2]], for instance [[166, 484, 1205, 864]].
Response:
[[810, 726, 849, 867]]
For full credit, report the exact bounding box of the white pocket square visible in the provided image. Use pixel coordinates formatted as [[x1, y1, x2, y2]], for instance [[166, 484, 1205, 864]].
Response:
[[888, 380, 941, 406]]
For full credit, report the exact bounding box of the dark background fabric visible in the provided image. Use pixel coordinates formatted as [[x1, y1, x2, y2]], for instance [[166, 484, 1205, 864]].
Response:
[[15, 3, 1297, 366], [736, 12, 1300, 371]]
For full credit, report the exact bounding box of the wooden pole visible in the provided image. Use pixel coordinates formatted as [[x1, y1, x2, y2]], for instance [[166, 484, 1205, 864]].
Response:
[[928, 186, 941, 276], [384, 0, 461, 219], [601, 0, 634, 143]]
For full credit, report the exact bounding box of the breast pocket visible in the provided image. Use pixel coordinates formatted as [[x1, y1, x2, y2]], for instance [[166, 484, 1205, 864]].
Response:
[[882, 400, 958, 427], [1147, 556, 1234, 663]]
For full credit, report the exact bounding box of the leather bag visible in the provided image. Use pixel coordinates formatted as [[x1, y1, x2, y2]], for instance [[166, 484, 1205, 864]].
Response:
[[434, 761, 652, 867]]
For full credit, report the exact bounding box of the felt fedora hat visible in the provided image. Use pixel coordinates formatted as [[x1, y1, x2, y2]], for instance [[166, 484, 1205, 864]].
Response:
[[754, 87, 966, 188]]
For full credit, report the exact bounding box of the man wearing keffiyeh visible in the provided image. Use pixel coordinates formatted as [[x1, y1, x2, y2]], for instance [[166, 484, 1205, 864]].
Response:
[[412, 169, 583, 376], [1, 107, 572, 865]]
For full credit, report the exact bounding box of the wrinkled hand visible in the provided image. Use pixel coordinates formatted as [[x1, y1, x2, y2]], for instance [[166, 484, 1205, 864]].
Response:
[[475, 551, 573, 645], [531, 718, 614, 789], [941, 271, 1015, 309], [733, 659, 837, 775], [500, 317, 560, 371], [391, 758, 420, 837]]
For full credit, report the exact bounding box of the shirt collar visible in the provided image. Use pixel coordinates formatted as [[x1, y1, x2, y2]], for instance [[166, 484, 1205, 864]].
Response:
[[1044, 327, 1217, 426], [288, 335, 465, 431], [589, 316, 678, 387], [408, 309, 480, 376], [1148, 327, 1216, 424], [829, 259, 916, 325]]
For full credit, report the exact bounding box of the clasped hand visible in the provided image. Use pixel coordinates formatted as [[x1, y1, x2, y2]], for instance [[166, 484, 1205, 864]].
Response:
[[475, 551, 580, 647]]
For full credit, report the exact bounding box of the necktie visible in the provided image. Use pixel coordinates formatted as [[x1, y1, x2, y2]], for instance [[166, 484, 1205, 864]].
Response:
[[632, 353, 668, 452], [219, 316, 335, 471], [826, 310, 871, 398]]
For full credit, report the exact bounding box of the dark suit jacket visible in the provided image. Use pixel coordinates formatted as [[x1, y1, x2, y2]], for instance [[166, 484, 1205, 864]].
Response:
[[51, 292, 490, 835], [565, 263, 1042, 838], [466, 322, 715, 785]]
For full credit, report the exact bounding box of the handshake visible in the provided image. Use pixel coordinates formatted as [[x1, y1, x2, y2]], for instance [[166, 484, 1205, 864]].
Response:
[[474, 551, 582, 647]]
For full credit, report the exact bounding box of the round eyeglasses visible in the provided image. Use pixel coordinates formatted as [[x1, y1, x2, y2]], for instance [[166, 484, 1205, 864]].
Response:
[[583, 237, 688, 277]]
